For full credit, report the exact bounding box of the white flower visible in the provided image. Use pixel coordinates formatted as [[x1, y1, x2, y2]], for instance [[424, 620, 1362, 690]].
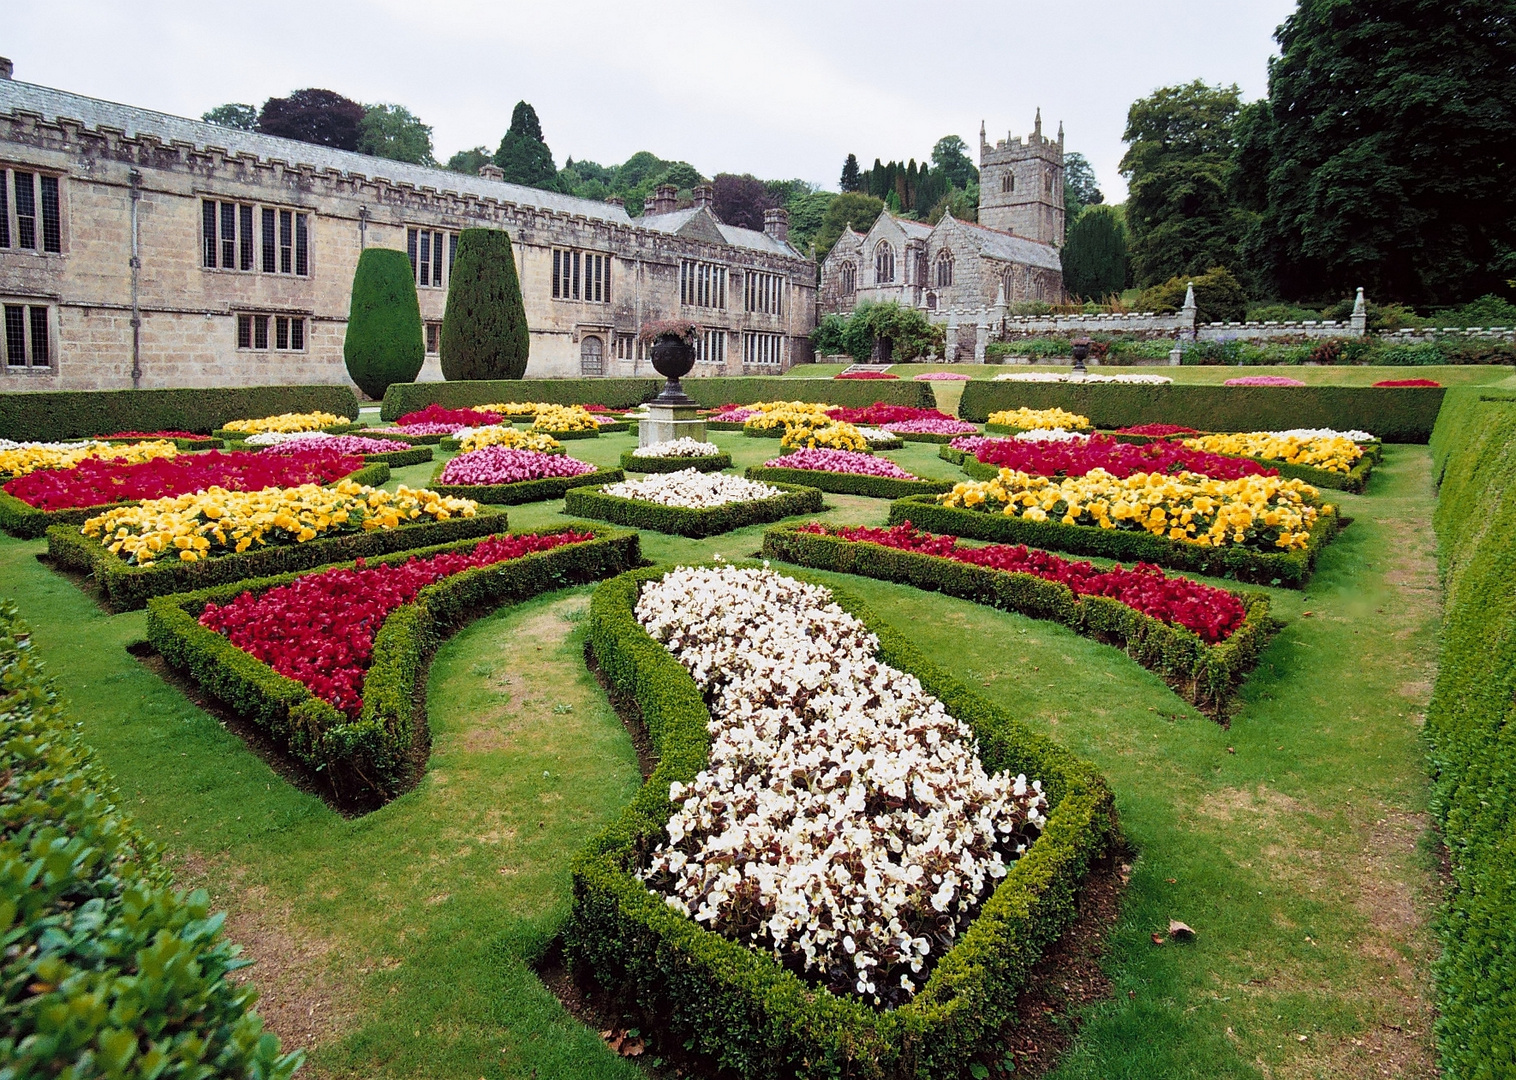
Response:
[[601, 469, 781, 508], [631, 437, 723, 459], [992, 371, 1171, 384], [1267, 427, 1375, 443], [1012, 428, 1090, 444]]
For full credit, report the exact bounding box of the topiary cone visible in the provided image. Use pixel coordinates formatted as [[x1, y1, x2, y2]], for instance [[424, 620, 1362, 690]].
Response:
[[344, 247, 425, 399], [440, 228, 531, 381]]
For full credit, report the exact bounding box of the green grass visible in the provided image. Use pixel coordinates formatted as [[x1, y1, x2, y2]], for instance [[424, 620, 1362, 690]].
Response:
[[0, 426, 1445, 1079], [792, 362, 1514, 388]]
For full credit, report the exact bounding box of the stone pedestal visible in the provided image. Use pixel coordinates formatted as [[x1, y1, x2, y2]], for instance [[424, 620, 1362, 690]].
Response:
[[638, 402, 707, 448]]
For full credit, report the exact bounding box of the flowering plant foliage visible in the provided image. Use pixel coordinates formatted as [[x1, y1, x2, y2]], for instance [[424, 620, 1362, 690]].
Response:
[[1012, 428, 1089, 443], [833, 370, 899, 380], [600, 470, 782, 508], [455, 426, 562, 454], [221, 411, 350, 434], [1116, 424, 1200, 437], [913, 372, 971, 381], [987, 407, 1092, 431], [762, 449, 919, 480], [0, 440, 178, 480], [706, 404, 759, 422], [939, 468, 1326, 551], [992, 372, 1172, 384], [779, 421, 870, 453], [1374, 378, 1440, 387], [636, 565, 1048, 1005], [1222, 375, 1306, 387], [530, 404, 600, 433], [795, 522, 1246, 643], [1268, 427, 1375, 443], [967, 433, 1278, 481], [474, 401, 548, 416], [198, 531, 593, 716], [396, 404, 504, 428], [824, 404, 954, 425], [880, 418, 980, 436], [255, 435, 409, 455], [740, 401, 835, 432], [855, 427, 901, 448], [371, 422, 471, 436], [81, 480, 478, 567], [4, 449, 366, 511], [1181, 432, 1364, 473], [631, 438, 724, 459], [638, 317, 702, 344], [439, 448, 595, 485]]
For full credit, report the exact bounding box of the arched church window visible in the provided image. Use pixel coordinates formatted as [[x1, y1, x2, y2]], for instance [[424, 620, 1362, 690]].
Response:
[[839, 261, 856, 294], [874, 242, 895, 284], [936, 251, 954, 287], [1002, 173, 1014, 193]]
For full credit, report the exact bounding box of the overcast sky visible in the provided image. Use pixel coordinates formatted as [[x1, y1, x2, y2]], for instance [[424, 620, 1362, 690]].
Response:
[[7, 0, 1296, 202]]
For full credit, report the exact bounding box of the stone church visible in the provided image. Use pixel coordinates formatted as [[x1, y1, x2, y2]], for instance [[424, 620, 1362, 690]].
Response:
[[0, 61, 816, 394], [819, 113, 1065, 320]]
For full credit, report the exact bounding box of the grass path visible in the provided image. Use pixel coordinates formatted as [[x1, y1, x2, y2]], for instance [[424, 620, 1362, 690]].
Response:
[[0, 429, 1444, 1078]]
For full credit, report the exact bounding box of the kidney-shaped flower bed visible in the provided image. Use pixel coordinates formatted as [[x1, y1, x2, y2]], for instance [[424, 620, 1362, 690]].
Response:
[[764, 522, 1272, 712], [563, 469, 824, 538], [746, 448, 955, 500], [1180, 431, 1376, 492], [621, 438, 732, 474], [942, 433, 1280, 485], [0, 448, 386, 539], [428, 447, 620, 504], [145, 525, 640, 807], [569, 564, 1115, 1079]]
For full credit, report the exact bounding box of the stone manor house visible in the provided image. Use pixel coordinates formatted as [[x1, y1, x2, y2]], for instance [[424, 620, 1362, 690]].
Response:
[[0, 62, 816, 394], [819, 114, 1066, 331]]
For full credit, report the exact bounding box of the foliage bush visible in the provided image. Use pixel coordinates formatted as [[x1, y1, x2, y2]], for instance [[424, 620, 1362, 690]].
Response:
[[1136, 266, 1248, 323], [440, 229, 530, 381], [0, 602, 301, 1079], [619, 449, 731, 474], [0, 386, 359, 443], [1061, 205, 1129, 300], [566, 567, 1116, 1080], [145, 526, 640, 804], [810, 301, 945, 362], [1424, 391, 1516, 1080], [344, 247, 425, 399], [562, 482, 825, 538]]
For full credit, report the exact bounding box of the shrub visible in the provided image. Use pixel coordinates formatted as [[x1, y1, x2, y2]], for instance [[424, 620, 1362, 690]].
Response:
[[344, 247, 425, 398], [562, 482, 825, 538], [1061, 205, 1129, 299], [0, 386, 359, 443], [1137, 266, 1247, 323], [440, 228, 530, 381], [743, 466, 953, 500], [0, 602, 301, 1080]]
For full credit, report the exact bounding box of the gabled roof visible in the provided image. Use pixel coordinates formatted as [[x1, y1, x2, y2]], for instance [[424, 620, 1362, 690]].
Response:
[[942, 215, 1062, 272], [636, 205, 801, 258]]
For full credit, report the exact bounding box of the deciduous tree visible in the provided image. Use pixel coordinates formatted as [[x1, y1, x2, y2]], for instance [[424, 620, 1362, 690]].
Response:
[[257, 89, 366, 151], [202, 104, 256, 131], [358, 104, 434, 165]]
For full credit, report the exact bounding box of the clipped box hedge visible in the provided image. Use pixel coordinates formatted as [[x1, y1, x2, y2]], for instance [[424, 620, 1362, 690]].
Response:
[[47, 504, 506, 611], [145, 525, 640, 804], [893, 430, 974, 445], [887, 494, 1339, 588], [0, 384, 360, 443], [620, 449, 732, 474], [0, 461, 392, 541], [103, 435, 226, 450], [223, 443, 435, 468], [210, 422, 363, 440], [562, 481, 825, 538], [762, 526, 1272, 713], [1422, 388, 1516, 1079], [426, 461, 624, 504], [379, 377, 936, 420], [744, 465, 955, 501], [566, 566, 1117, 1080], [958, 382, 1444, 443], [0, 602, 302, 1080]]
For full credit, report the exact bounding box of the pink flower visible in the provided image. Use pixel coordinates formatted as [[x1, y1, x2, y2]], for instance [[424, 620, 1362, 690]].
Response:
[[260, 435, 410, 455], [1224, 375, 1307, 387], [913, 372, 971, 381], [764, 448, 918, 479], [881, 418, 980, 435], [439, 447, 596, 485]]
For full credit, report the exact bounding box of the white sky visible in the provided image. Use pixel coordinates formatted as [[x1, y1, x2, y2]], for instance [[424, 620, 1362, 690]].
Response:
[[7, 0, 1296, 203]]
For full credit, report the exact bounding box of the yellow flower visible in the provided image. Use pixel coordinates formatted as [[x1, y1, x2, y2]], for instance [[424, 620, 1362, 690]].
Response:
[[0, 440, 178, 479], [987, 407, 1092, 432], [530, 404, 600, 433], [1181, 432, 1363, 474], [220, 411, 348, 434], [779, 421, 869, 452], [456, 426, 563, 454], [741, 401, 834, 433]]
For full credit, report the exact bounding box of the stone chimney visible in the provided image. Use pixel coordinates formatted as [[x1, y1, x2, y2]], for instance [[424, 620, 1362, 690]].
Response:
[[652, 183, 678, 215], [692, 184, 714, 211], [605, 195, 624, 207], [477, 162, 504, 181], [0, 58, 13, 81], [763, 207, 790, 244]]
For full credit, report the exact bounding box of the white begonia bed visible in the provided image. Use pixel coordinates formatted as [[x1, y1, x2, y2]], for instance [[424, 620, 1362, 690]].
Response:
[[631, 437, 724, 459], [600, 469, 781, 508], [1012, 428, 1090, 443], [635, 565, 1047, 1005], [1266, 427, 1376, 444]]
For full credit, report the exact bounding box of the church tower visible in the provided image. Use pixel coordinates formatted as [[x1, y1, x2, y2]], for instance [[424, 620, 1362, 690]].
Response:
[[977, 111, 1065, 246]]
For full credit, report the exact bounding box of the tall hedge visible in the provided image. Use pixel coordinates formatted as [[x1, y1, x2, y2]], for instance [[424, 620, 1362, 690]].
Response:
[[0, 601, 300, 1079], [0, 385, 359, 443], [1424, 388, 1516, 1079], [344, 247, 424, 399], [1061, 205, 1129, 300], [440, 228, 530, 381]]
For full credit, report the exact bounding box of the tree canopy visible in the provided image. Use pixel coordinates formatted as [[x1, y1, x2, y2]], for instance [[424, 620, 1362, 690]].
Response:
[[1063, 152, 1103, 222], [202, 104, 257, 131], [257, 89, 366, 151], [494, 101, 556, 188], [357, 104, 435, 165], [445, 147, 493, 175], [931, 136, 978, 190], [840, 154, 862, 192], [812, 192, 886, 262], [712, 174, 778, 230], [1061, 205, 1128, 299]]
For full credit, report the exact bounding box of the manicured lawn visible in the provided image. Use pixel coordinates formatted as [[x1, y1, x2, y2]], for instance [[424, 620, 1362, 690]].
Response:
[[0, 425, 1443, 1079], [795, 361, 1515, 387]]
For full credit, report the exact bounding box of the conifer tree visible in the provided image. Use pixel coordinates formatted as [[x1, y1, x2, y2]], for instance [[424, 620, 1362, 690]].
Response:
[[343, 248, 423, 399], [439, 229, 530, 381]]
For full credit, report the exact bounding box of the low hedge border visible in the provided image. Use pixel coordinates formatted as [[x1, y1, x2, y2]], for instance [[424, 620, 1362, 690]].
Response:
[[705, 420, 749, 431], [426, 463, 624, 504], [566, 565, 1117, 1080], [355, 430, 444, 445], [0, 602, 303, 1080], [741, 426, 786, 438], [865, 435, 906, 450], [620, 450, 732, 474], [46, 505, 507, 611], [0, 384, 359, 442], [983, 424, 1093, 438], [0, 461, 391, 541], [103, 435, 226, 450], [210, 423, 362, 440], [895, 431, 979, 445], [562, 481, 825, 538], [761, 527, 1273, 714], [438, 436, 568, 454], [744, 466, 955, 501], [593, 421, 632, 433], [535, 427, 600, 440], [144, 525, 641, 805], [223, 443, 434, 468], [887, 495, 1339, 588]]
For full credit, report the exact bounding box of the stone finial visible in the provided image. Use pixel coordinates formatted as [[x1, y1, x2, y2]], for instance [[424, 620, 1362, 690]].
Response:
[[1034, 108, 1042, 140], [980, 119, 987, 152], [477, 162, 504, 181], [1350, 286, 1368, 336], [1352, 286, 1366, 317], [1181, 282, 1197, 314], [1058, 120, 1064, 148]]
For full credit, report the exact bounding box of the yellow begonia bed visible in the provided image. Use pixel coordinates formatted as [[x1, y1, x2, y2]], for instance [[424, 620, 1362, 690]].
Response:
[[530, 404, 600, 432], [0, 440, 178, 479], [1181, 433, 1364, 474], [82, 480, 477, 568], [455, 427, 563, 453], [220, 411, 350, 434], [740, 401, 835, 432], [986, 407, 1093, 432], [939, 467, 1327, 551], [779, 421, 869, 453]]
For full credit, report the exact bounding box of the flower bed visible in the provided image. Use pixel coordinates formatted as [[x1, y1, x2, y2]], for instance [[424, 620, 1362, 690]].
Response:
[[243, 434, 436, 468], [992, 372, 1172, 384], [985, 407, 1093, 434], [946, 433, 1280, 484], [214, 411, 356, 438], [834, 370, 899, 379], [102, 431, 226, 450], [889, 473, 1339, 587], [824, 403, 955, 426], [376, 423, 464, 439], [880, 417, 981, 443], [856, 426, 905, 450], [563, 471, 824, 538], [0, 439, 179, 480], [765, 523, 1272, 710], [746, 449, 955, 500], [428, 448, 620, 504], [1375, 378, 1441, 387], [395, 404, 503, 428], [778, 421, 870, 452], [531, 403, 602, 435], [1115, 423, 1200, 438], [568, 565, 1115, 1079], [0, 450, 386, 539], [1180, 432, 1375, 492], [441, 426, 564, 454], [740, 401, 835, 434], [146, 525, 639, 805], [1222, 375, 1306, 387], [621, 439, 732, 474], [47, 483, 504, 610], [914, 372, 972, 381]]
